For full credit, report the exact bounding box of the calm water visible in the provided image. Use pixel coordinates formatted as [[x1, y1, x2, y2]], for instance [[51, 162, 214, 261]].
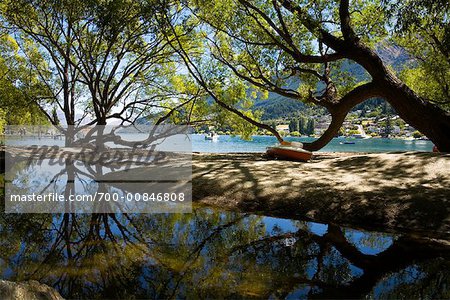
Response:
[[192, 134, 434, 153], [6, 134, 434, 153], [1, 158, 449, 299], [1, 207, 449, 299]]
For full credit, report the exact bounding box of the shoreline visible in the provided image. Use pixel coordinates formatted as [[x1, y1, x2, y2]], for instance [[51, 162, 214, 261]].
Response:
[[190, 151, 450, 240], [2, 148, 449, 240], [193, 133, 431, 141], [1, 133, 432, 141]]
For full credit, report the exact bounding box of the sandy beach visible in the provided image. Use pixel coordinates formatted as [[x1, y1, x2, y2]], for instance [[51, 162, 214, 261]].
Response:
[[191, 152, 450, 240]]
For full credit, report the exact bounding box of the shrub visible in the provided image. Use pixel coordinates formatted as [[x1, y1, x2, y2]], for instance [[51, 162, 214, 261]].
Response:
[[413, 130, 423, 138]]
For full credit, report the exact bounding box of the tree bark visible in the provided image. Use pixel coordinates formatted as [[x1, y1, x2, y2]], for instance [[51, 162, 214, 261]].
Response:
[[303, 113, 346, 151], [304, 43, 450, 152], [349, 43, 450, 151], [378, 76, 450, 152]]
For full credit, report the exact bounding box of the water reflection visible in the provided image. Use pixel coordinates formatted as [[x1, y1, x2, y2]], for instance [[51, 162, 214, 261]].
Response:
[[5, 149, 191, 213], [1, 158, 449, 299], [0, 207, 448, 299]]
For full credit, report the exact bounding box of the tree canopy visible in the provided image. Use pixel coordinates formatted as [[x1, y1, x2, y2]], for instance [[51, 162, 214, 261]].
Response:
[[391, 0, 450, 110], [167, 0, 449, 150], [1, 0, 449, 150]]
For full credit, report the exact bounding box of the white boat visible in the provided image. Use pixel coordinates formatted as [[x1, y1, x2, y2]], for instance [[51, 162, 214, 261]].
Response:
[[205, 132, 218, 141]]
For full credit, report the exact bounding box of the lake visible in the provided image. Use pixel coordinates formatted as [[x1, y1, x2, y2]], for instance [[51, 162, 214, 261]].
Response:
[[6, 134, 434, 153], [192, 134, 434, 153], [1, 157, 449, 298], [1, 206, 449, 299]]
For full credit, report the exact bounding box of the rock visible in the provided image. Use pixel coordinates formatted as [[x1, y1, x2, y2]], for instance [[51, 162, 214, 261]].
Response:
[[0, 280, 64, 300]]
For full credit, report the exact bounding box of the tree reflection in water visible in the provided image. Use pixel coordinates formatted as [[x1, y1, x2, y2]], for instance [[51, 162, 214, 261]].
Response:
[[1, 210, 449, 298], [1, 159, 449, 299]]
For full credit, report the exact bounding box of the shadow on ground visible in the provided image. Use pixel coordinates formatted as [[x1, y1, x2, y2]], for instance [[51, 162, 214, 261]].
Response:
[[191, 152, 450, 240]]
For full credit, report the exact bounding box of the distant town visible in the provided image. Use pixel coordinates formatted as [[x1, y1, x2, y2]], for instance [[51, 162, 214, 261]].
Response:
[[198, 107, 427, 140], [273, 109, 426, 140]]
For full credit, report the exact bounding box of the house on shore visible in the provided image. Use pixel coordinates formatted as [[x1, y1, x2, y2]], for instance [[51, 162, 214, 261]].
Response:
[[276, 124, 290, 133]]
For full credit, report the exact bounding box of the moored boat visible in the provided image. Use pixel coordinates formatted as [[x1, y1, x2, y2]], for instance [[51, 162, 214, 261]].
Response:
[[266, 145, 313, 161], [205, 132, 218, 141]]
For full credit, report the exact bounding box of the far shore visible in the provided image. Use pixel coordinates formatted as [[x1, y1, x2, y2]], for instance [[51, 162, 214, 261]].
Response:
[[0, 132, 431, 142], [194, 132, 431, 141]]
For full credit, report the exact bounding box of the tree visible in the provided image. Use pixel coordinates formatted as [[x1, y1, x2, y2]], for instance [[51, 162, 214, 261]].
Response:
[[179, 0, 450, 151], [152, 1, 289, 142], [390, 0, 450, 111], [298, 115, 307, 134], [1, 0, 210, 139], [359, 109, 366, 118], [305, 119, 315, 136], [0, 108, 5, 133], [412, 130, 423, 139], [1, 0, 84, 129], [383, 115, 392, 138], [2, 0, 250, 148], [58, 0, 179, 126], [0, 34, 47, 126], [288, 118, 298, 132]]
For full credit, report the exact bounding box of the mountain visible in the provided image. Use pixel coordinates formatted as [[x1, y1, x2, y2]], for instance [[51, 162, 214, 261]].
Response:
[[252, 42, 410, 121], [254, 94, 306, 120], [376, 41, 412, 70]]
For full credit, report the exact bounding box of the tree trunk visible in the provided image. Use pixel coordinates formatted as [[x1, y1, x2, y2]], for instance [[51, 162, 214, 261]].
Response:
[[303, 112, 346, 151], [379, 76, 450, 152], [350, 42, 450, 152], [302, 82, 381, 151], [304, 42, 450, 152], [65, 125, 75, 147]]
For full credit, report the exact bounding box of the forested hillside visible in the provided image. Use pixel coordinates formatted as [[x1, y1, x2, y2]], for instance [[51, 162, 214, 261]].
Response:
[[253, 42, 410, 121]]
